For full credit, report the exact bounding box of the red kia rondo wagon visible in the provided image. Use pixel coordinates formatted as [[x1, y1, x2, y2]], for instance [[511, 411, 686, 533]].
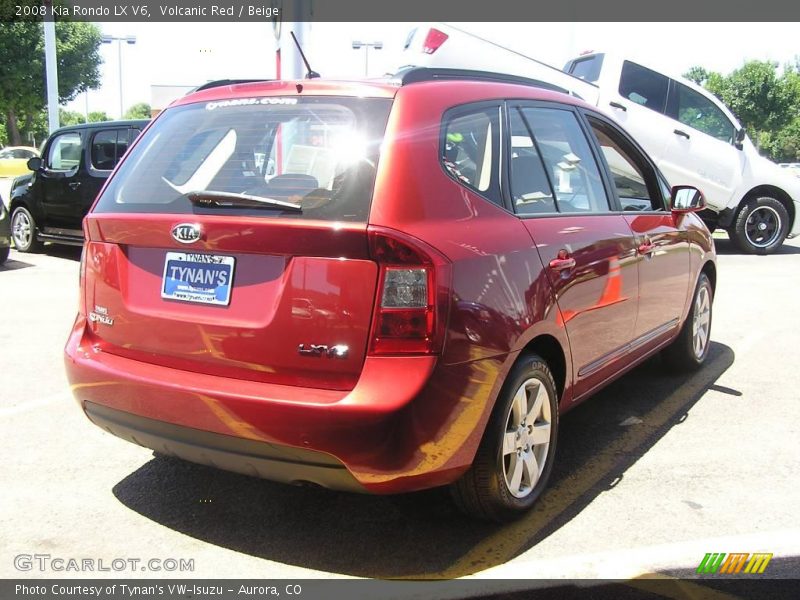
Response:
[[65, 69, 716, 520]]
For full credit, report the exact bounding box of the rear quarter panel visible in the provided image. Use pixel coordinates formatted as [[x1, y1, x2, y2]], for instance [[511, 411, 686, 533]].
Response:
[[365, 82, 575, 482]]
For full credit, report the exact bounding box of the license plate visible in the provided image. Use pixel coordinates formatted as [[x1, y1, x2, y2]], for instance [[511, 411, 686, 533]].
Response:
[[161, 252, 235, 306]]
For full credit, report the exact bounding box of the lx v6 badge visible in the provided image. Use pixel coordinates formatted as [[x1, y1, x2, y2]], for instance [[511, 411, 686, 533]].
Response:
[[89, 305, 114, 326]]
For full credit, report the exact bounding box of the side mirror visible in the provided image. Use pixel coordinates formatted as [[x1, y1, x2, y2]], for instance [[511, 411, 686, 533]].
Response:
[[671, 185, 706, 214], [26, 156, 42, 172], [734, 128, 746, 150]]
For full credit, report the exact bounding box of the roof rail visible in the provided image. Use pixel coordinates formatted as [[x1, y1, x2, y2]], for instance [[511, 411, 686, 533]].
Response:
[[190, 79, 270, 93], [396, 67, 571, 96]]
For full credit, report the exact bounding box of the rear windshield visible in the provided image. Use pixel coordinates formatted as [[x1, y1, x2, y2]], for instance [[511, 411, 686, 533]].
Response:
[[94, 96, 392, 222]]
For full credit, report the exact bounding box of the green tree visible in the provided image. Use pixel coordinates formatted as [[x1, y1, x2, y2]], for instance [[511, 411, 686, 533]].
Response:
[[722, 61, 798, 147], [683, 66, 710, 85], [683, 60, 800, 159], [761, 120, 800, 162], [88, 111, 110, 123], [59, 109, 86, 126], [124, 102, 151, 119], [761, 64, 800, 161], [704, 72, 728, 100], [0, 20, 102, 145]]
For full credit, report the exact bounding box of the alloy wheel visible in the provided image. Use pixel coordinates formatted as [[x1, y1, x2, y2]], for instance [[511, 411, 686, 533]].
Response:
[[11, 210, 32, 250], [745, 205, 781, 249], [502, 377, 552, 498], [692, 285, 711, 359]]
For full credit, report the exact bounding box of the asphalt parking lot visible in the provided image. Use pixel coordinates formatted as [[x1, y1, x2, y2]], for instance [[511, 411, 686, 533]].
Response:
[[1, 236, 799, 591]]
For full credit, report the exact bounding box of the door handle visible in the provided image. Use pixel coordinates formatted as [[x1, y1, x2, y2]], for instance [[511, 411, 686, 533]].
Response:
[[549, 256, 576, 271], [674, 129, 691, 140], [68, 182, 81, 190], [609, 101, 627, 112]]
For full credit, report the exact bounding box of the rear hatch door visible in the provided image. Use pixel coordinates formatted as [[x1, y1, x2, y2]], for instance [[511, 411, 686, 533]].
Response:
[[84, 93, 392, 391]]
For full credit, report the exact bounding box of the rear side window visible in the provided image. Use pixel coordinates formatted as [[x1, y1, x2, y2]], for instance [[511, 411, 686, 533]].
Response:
[[508, 108, 556, 214], [519, 107, 610, 214], [619, 61, 669, 113], [441, 105, 502, 206], [668, 82, 735, 143], [46, 132, 81, 171], [90, 129, 130, 171], [567, 54, 604, 83], [94, 97, 392, 222]]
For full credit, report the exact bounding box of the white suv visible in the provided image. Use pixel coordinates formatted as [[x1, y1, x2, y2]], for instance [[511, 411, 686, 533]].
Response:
[[402, 24, 800, 254]]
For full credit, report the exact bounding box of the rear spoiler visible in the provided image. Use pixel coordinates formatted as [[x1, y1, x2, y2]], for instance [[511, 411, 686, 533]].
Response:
[[395, 67, 576, 97], [189, 79, 271, 94]]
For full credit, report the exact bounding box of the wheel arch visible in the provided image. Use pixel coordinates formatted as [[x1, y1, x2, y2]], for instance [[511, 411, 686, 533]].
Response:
[[519, 334, 567, 406], [9, 195, 30, 214], [8, 198, 40, 235], [8, 190, 39, 223], [700, 260, 716, 295], [739, 185, 795, 229]]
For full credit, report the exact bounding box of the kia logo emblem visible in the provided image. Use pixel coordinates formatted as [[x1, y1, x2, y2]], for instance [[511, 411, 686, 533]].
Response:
[[171, 223, 202, 244]]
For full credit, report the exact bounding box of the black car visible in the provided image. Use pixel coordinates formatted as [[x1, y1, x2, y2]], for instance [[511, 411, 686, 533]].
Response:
[[9, 119, 148, 251]]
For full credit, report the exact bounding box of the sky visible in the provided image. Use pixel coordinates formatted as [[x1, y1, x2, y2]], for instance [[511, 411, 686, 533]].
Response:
[[65, 22, 800, 119]]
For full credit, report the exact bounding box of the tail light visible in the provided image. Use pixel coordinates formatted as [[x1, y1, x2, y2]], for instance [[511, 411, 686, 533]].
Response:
[[368, 227, 451, 355], [422, 28, 449, 55]]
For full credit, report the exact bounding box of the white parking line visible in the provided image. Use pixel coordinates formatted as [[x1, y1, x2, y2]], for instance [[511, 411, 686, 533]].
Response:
[[471, 527, 800, 580]]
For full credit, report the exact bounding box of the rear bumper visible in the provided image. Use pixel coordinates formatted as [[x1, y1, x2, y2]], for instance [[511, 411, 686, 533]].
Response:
[[66, 315, 506, 493], [84, 401, 366, 492]]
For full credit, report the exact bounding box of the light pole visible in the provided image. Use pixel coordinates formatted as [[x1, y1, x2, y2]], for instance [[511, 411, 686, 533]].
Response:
[[101, 34, 137, 118], [43, 0, 59, 133], [351, 40, 383, 76]]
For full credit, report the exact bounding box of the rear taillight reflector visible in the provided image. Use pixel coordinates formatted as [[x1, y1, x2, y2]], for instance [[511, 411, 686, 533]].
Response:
[[422, 28, 449, 54], [382, 268, 427, 308]]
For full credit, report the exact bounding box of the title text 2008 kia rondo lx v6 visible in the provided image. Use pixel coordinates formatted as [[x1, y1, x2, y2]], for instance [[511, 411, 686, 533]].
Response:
[[65, 69, 716, 521]]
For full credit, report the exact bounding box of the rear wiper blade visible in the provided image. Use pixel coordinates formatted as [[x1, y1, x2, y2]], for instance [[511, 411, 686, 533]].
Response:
[[187, 190, 302, 212]]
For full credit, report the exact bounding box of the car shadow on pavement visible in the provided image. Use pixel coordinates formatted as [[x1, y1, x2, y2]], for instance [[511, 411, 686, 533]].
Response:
[[41, 245, 82, 261], [713, 237, 800, 255], [1, 245, 81, 268], [0, 257, 34, 271], [112, 342, 735, 579]]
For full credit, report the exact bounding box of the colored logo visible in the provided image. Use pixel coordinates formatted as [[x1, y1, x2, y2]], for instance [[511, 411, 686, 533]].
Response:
[[697, 552, 773, 574]]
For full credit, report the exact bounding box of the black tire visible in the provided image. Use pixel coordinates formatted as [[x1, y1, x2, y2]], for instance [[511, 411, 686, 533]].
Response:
[[730, 196, 789, 255], [10, 206, 43, 253], [0, 246, 9, 265], [662, 273, 713, 372], [450, 353, 559, 522]]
